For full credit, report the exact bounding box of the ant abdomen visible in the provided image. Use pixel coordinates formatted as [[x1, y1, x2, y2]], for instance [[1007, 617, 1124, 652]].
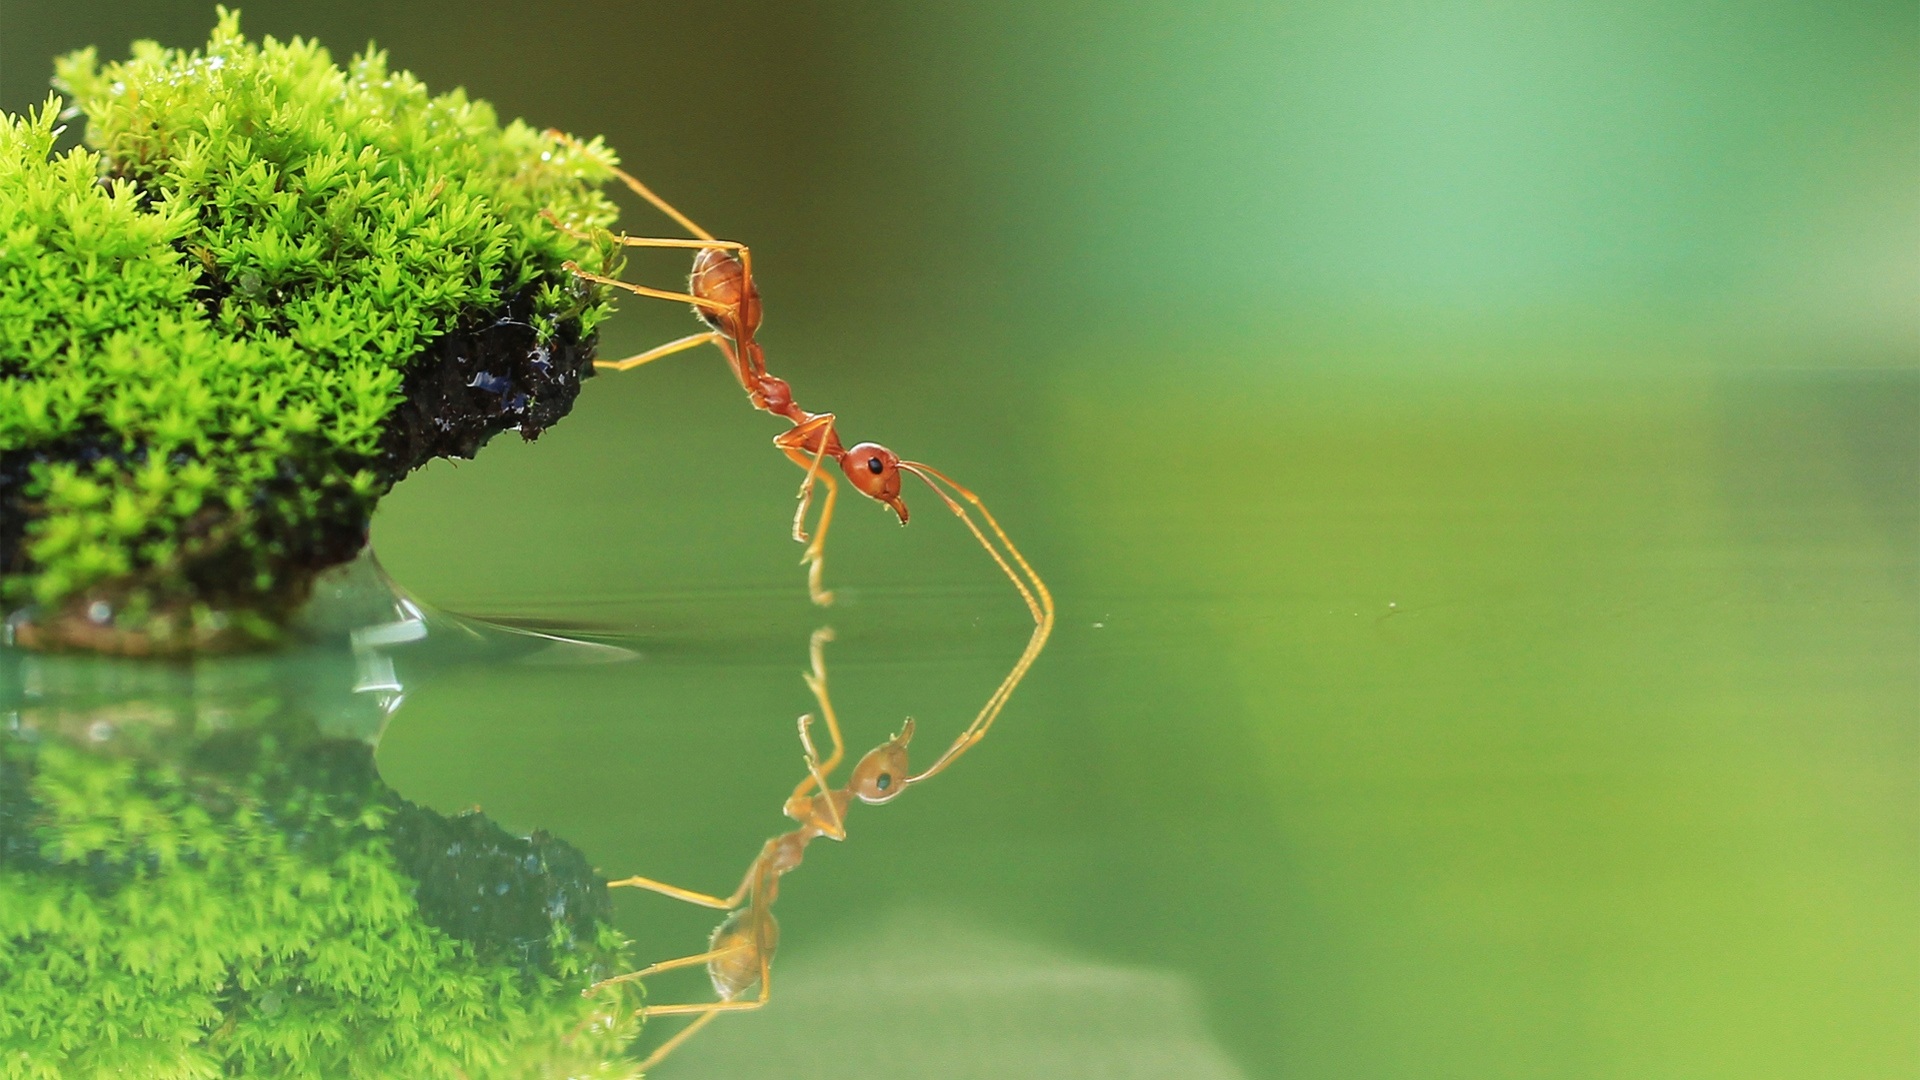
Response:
[[708, 908, 775, 1000], [690, 248, 761, 336]]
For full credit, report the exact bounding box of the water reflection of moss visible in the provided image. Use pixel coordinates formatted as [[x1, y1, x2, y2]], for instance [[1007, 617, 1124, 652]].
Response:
[[0, 681, 641, 1077]]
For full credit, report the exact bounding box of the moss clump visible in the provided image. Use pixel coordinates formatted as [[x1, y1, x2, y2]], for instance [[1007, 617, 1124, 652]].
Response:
[[0, 673, 643, 1078], [0, 10, 623, 654]]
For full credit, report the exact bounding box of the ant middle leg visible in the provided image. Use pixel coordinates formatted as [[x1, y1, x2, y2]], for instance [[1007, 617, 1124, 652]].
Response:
[[639, 959, 771, 1019], [563, 262, 733, 321]]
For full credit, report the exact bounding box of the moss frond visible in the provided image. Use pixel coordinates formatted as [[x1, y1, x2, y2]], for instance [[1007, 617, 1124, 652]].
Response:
[[1, 10, 625, 650]]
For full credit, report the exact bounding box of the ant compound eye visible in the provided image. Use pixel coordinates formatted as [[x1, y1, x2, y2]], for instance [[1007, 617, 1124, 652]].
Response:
[[875, 773, 892, 791], [867, 455, 885, 475]]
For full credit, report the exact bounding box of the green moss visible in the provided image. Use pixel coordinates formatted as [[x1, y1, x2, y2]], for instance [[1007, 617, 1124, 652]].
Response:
[[0, 688, 644, 1078], [0, 9, 624, 652]]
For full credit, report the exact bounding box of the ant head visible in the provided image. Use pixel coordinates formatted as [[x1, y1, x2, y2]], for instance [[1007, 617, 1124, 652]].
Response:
[[847, 719, 915, 804], [840, 443, 909, 523], [690, 248, 762, 338]]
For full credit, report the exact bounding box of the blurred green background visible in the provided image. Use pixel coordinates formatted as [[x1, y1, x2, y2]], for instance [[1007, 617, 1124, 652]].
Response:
[[5, 2, 1914, 1076]]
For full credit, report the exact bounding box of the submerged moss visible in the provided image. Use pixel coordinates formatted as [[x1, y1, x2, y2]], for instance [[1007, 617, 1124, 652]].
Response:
[[0, 649, 643, 1078], [0, 9, 624, 653]]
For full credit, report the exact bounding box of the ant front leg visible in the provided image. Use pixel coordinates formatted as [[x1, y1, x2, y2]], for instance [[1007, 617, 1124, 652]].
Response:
[[776, 415, 842, 607], [542, 131, 721, 242]]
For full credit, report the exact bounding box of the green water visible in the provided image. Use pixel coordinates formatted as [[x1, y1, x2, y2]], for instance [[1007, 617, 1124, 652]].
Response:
[[353, 361, 1917, 1078], [4, 0, 1916, 1074]]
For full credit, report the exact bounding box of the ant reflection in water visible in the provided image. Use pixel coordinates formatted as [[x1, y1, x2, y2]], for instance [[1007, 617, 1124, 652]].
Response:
[[542, 133, 1019, 608], [593, 612, 1050, 1069]]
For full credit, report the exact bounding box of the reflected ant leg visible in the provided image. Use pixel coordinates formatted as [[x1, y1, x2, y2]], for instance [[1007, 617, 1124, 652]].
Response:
[[892, 462, 1056, 785], [597, 939, 770, 1071], [588, 945, 744, 993], [604, 871, 751, 910], [794, 715, 848, 840], [800, 627, 845, 778], [640, 956, 771, 1018], [636, 1011, 721, 1072]]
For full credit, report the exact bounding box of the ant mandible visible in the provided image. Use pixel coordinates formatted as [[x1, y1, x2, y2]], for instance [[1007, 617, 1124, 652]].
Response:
[[542, 131, 988, 607], [589, 612, 1052, 1069]]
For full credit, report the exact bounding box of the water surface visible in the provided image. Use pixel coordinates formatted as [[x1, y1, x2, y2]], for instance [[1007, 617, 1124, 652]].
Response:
[[368, 361, 1917, 1078]]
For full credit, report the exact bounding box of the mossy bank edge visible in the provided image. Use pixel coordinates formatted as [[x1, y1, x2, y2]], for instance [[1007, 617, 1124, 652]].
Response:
[[0, 10, 624, 654]]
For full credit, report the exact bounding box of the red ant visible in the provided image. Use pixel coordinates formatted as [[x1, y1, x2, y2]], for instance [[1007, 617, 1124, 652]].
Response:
[[542, 132, 1012, 607], [543, 137, 1055, 1065], [589, 617, 1051, 1069]]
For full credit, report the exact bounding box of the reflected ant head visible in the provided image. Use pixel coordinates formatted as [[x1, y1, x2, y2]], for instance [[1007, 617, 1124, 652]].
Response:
[[841, 443, 909, 523], [847, 719, 915, 805], [690, 247, 762, 338]]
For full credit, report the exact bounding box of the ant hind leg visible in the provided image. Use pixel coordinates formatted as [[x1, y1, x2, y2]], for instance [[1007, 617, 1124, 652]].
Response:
[[636, 1011, 722, 1072], [587, 945, 740, 994], [594, 331, 726, 373], [605, 872, 750, 910]]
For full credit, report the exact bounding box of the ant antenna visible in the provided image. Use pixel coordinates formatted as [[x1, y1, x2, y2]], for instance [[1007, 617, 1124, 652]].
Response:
[[894, 461, 1055, 783]]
